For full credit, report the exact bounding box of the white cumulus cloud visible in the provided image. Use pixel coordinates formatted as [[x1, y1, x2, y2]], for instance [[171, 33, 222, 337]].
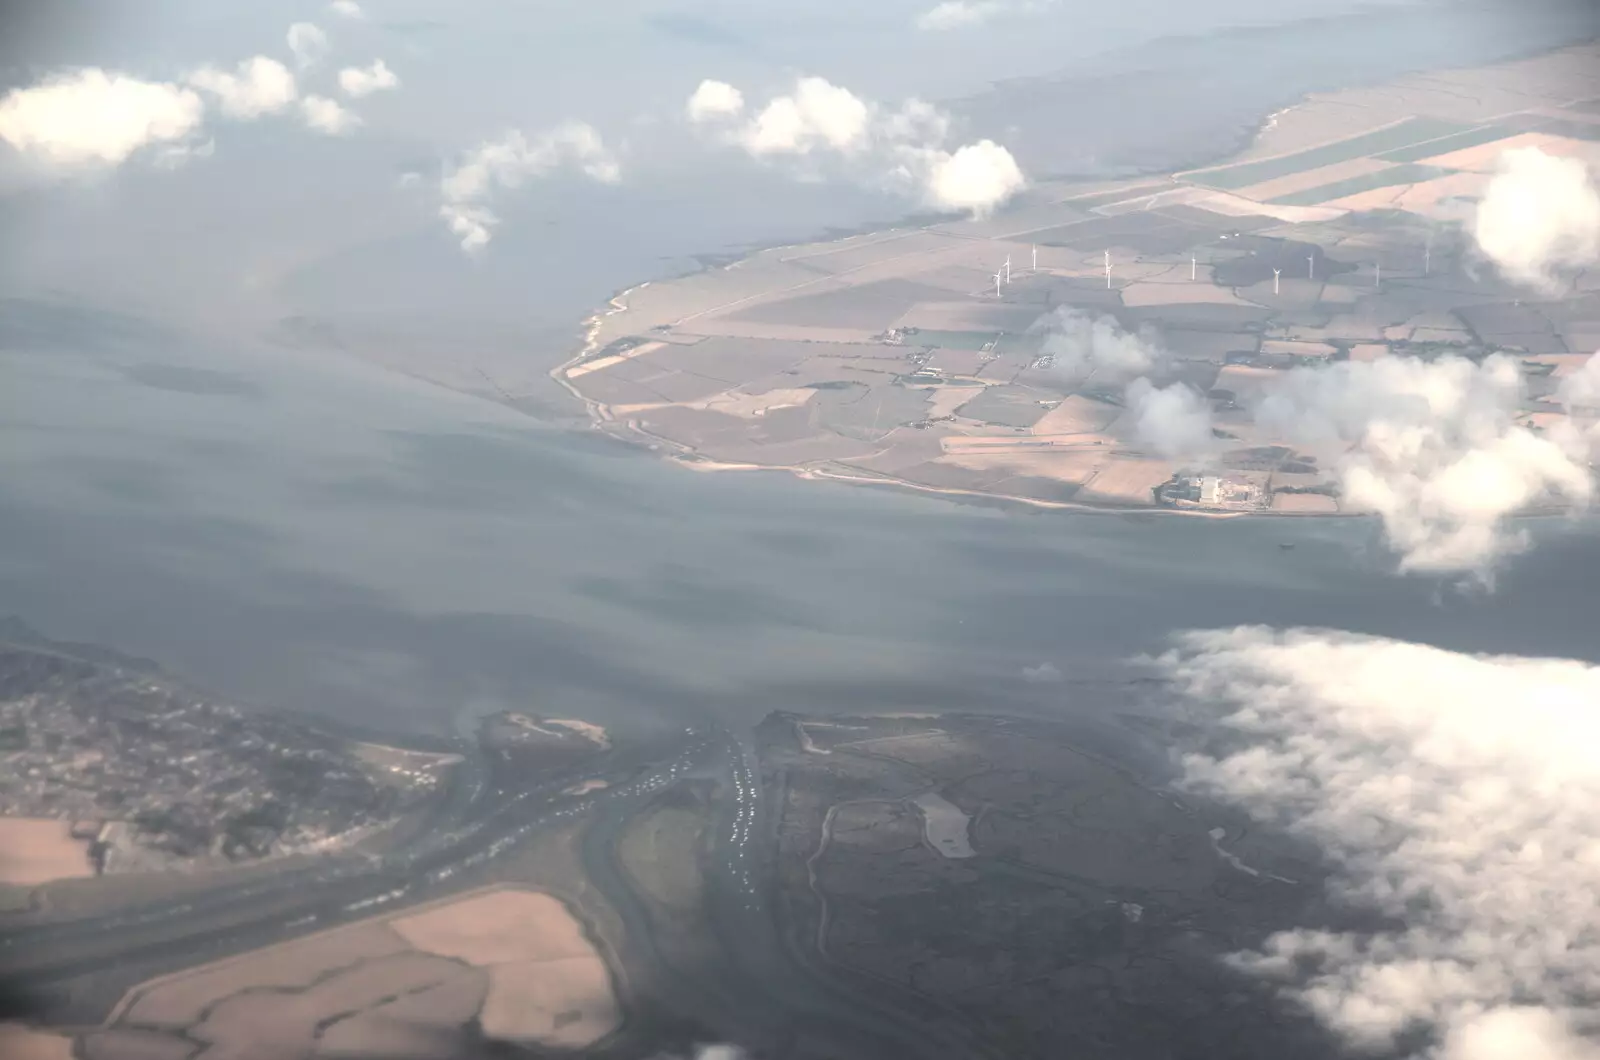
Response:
[[916, 0, 1007, 29], [1161, 626, 1600, 1060], [0, 68, 205, 166], [688, 76, 1025, 217], [1125, 378, 1215, 459], [337, 59, 399, 98], [439, 123, 620, 251], [1256, 353, 1594, 577], [915, 0, 1051, 30], [741, 77, 872, 156], [1472, 147, 1600, 294], [300, 95, 359, 135], [329, 0, 365, 18], [1034, 307, 1165, 381], [187, 56, 298, 120], [914, 139, 1026, 216], [685, 79, 744, 123], [286, 22, 330, 69]]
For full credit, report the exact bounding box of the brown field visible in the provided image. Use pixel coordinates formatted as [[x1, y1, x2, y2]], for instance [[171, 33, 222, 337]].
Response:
[[479, 957, 619, 1047], [1032, 395, 1121, 434], [1261, 339, 1340, 357], [188, 953, 467, 1059], [80, 1028, 194, 1060], [1271, 492, 1340, 513], [95, 886, 618, 1059], [0, 1024, 74, 1060], [1415, 131, 1561, 171], [1326, 170, 1488, 215], [395, 888, 619, 1046], [1232, 156, 1398, 202], [936, 448, 1105, 485], [0, 818, 95, 887], [1078, 459, 1175, 503], [1188, 191, 1346, 224], [926, 386, 980, 418], [692, 388, 816, 419], [1120, 281, 1256, 308], [121, 921, 411, 1026], [318, 974, 488, 1059]]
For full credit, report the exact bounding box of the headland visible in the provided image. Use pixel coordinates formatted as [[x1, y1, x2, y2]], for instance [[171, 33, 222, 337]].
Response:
[[559, 42, 1600, 517]]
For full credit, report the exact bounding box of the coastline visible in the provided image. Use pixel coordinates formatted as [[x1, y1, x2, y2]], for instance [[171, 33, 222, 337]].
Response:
[[548, 36, 1600, 524]]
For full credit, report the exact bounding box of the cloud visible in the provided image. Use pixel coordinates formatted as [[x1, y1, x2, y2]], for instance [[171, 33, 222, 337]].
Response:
[[740, 77, 872, 156], [1256, 354, 1594, 577], [1021, 661, 1063, 683], [300, 96, 359, 135], [687, 76, 1025, 217], [915, 0, 1051, 30], [439, 123, 620, 251], [916, 0, 1007, 29], [337, 59, 398, 98], [912, 139, 1026, 215], [0, 68, 205, 166], [187, 56, 297, 120], [1027, 309, 1211, 459], [1472, 147, 1600, 294], [286, 22, 330, 70], [329, 0, 365, 18], [1159, 626, 1600, 1060], [685, 80, 744, 123], [1033, 308, 1166, 381], [1558, 351, 1600, 413], [1125, 378, 1215, 459]]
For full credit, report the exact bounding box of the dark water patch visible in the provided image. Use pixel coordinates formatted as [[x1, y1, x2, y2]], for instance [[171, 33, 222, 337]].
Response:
[[0, 298, 187, 355], [570, 565, 826, 633], [121, 363, 263, 399]]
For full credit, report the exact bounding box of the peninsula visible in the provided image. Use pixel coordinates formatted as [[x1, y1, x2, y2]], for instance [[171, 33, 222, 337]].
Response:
[[559, 43, 1600, 515]]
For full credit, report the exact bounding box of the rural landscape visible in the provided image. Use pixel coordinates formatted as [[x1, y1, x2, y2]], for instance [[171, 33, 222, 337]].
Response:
[[3, 23, 1600, 1060], [564, 43, 1600, 518]]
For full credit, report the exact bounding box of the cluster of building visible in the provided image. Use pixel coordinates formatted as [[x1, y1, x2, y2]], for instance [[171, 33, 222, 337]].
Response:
[[0, 645, 418, 872], [1158, 473, 1268, 511]]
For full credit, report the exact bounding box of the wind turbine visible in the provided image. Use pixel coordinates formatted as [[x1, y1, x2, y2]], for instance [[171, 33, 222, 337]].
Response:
[[1424, 237, 1431, 275], [994, 270, 1002, 298], [1004, 254, 1012, 285], [1375, 262, 1381, 290], [1273, 268, 1281, 295], [1308, 255, 1315, 281], [1031, 244, 1038, 272], [1191, 256, 1196, 281], [1104, 250, 1112, 290]]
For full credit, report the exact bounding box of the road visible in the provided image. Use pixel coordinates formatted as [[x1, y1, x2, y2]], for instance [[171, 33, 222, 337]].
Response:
[[0, 729, 717, 982], [579, 725, 996, 1060], [1, 724, 994, 1058]]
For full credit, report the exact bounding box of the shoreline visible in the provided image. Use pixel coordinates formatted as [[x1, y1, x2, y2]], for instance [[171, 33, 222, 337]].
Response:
[[547, 36, 1600, 524]]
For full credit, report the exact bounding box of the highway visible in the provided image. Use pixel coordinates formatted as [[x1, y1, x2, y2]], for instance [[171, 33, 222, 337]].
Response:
[[579, 726, 995, 1060], [0, 729, 718, 983], [1, 724, 994, 1059]]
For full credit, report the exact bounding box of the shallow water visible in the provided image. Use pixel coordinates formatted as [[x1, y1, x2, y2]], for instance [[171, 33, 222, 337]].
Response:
[[4, 331, 1597, 737]]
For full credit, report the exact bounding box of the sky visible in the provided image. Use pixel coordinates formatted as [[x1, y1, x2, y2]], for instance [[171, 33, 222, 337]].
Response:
[[1, 0, 1590, 366]]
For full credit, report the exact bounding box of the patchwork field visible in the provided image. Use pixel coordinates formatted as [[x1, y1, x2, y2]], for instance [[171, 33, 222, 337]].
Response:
[[554, 42, 1600, 518]]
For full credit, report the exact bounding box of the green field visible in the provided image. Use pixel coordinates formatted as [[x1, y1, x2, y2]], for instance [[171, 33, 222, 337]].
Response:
[[1181, 117, 1473, 190], [1372, 124, 1512, 163]]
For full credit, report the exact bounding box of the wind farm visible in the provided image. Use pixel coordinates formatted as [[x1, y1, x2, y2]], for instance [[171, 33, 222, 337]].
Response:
[[557, 42, 1600, 516]]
